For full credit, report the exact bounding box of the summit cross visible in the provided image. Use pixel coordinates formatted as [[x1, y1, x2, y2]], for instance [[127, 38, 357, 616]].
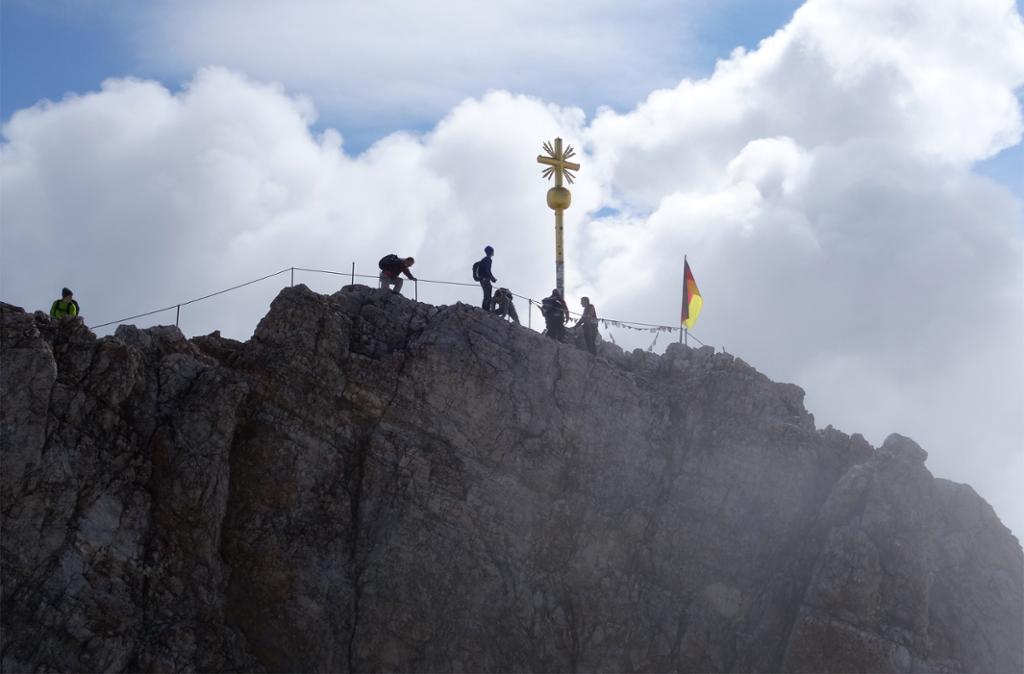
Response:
[[537, 137, 581, 297]]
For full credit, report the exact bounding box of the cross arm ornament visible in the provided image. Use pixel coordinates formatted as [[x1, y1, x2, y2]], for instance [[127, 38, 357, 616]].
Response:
[[537, 138, 580, 186]]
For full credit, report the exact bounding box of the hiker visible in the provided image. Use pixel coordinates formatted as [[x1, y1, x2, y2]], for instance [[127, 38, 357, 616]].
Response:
[[378, 254, 416, 294], [575, 296, 598, 355], [49, 287, 79, 319], [492, 287, 520, 325], [473, 246, 498, 311], [541, 288, 569, 341]]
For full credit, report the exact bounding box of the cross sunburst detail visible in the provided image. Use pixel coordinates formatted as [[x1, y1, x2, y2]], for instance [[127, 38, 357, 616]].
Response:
[[537, 139, 580, 186]]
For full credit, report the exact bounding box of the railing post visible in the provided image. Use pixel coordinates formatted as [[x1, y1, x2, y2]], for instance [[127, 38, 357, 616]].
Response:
[[351, 262, 355, 287], [528, 300, 532, 329], [414, 279, 418, 301], [290, 267, 294, 287], [175, 304, 180, 327]]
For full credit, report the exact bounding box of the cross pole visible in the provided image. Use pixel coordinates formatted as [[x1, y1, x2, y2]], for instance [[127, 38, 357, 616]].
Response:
[[537, 137, 580, 297]]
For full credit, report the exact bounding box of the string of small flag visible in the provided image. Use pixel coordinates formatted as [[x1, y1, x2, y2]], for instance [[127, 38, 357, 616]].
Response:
[[597, 318, 678, 334], [591, 321, 674, 352], [525, 300, 682, 334]]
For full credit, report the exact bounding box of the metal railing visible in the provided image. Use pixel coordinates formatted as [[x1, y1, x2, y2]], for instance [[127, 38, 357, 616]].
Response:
[[88, 264, 712, 351]]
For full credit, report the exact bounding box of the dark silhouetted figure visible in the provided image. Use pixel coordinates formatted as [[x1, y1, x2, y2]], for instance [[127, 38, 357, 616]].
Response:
[[378, 255, 416, 294], [575, 296, 598, 355], [474, 246, 497, 311], [541, 288, 569, 341], [492, 287, 520, 325]]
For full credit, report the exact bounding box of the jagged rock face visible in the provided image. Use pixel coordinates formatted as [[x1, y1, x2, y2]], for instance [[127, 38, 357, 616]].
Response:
[[2, 287, 1021, 673]]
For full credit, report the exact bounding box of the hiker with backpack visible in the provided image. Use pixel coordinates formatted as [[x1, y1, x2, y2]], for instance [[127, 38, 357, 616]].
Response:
[[378, 254, 416, 294], [472, 246, 498, 311], [49, 287, 79, 319], [575, 296, 599, 355], [492, 287, 520, 325], [541, 288, 569, 341]]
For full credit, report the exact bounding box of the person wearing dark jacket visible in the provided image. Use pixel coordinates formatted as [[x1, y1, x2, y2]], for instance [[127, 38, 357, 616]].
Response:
[[477, 246, 498, 310], [50, 287, 79, 319], [492, 287, 520, 325], [575, 296, 598, 355], [541, 288, 569, 341], [378, 255, 416, 294]]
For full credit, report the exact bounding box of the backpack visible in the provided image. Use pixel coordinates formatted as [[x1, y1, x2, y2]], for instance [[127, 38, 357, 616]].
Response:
[[379, 254, 400, 271], [541, 296, 563, 320], [471, 260, 481, 282], [51, 299, 79, 318]]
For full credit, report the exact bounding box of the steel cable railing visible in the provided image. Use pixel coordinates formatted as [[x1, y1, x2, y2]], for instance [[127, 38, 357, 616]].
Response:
[[86, 264, 713, 350]]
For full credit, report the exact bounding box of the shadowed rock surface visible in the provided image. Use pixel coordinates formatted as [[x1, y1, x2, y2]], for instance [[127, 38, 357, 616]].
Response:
[[2, 285, 1021, 673]]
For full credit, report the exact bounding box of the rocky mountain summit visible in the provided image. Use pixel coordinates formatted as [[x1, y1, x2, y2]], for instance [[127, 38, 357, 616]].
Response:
[[2, 285, 1021, 673]]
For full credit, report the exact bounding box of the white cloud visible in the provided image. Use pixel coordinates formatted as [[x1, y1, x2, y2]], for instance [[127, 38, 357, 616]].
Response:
[[587, 0, 1024, 208], [2, 0, 1023, 539], [121, 0, 709, 144], [0, 68, 589, 338]]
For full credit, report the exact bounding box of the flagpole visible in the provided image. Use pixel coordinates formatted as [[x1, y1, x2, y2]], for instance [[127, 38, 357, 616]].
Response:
[[679, 254, 686, 344]]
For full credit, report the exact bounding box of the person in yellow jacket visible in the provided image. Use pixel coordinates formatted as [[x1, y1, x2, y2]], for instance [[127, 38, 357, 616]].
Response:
[[50, 288, 79, 319]]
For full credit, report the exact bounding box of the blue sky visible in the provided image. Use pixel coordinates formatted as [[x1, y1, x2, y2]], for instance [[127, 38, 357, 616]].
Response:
[[3, 0, 806, 151], [5, 0, 1020, 188], [2, 0, 1023, 538], [976, 105, 1024, 194], [2, 2, 131, 121]]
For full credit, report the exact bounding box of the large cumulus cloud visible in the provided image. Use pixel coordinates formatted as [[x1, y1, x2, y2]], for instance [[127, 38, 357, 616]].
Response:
[[2, 0, 1022, 536], [1, 68, 591, 338], [580, 0, 1024, 538]]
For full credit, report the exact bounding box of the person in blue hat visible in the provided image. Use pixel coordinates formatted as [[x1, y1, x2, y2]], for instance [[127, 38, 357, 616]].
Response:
[[472, 245, 498, 311]]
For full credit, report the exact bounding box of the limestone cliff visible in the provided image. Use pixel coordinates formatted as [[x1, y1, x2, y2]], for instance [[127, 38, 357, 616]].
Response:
[[2, 285, 1021, 673]]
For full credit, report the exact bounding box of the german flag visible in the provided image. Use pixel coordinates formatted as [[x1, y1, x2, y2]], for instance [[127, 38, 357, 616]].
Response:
[[681, 259, 702, 330]]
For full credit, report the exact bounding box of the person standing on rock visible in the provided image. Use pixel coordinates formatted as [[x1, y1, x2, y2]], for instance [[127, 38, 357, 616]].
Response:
[[574, 296, 598, 355], [473, 246, 498, 311], [491, 287, 520, 325], [49, 287, 79, 319], [541, 288, 569, 341], [378, 254, 416, 294]]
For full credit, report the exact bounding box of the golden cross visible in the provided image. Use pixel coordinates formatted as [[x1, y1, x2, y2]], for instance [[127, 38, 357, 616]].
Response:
[[537, 137, 580, 187]]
